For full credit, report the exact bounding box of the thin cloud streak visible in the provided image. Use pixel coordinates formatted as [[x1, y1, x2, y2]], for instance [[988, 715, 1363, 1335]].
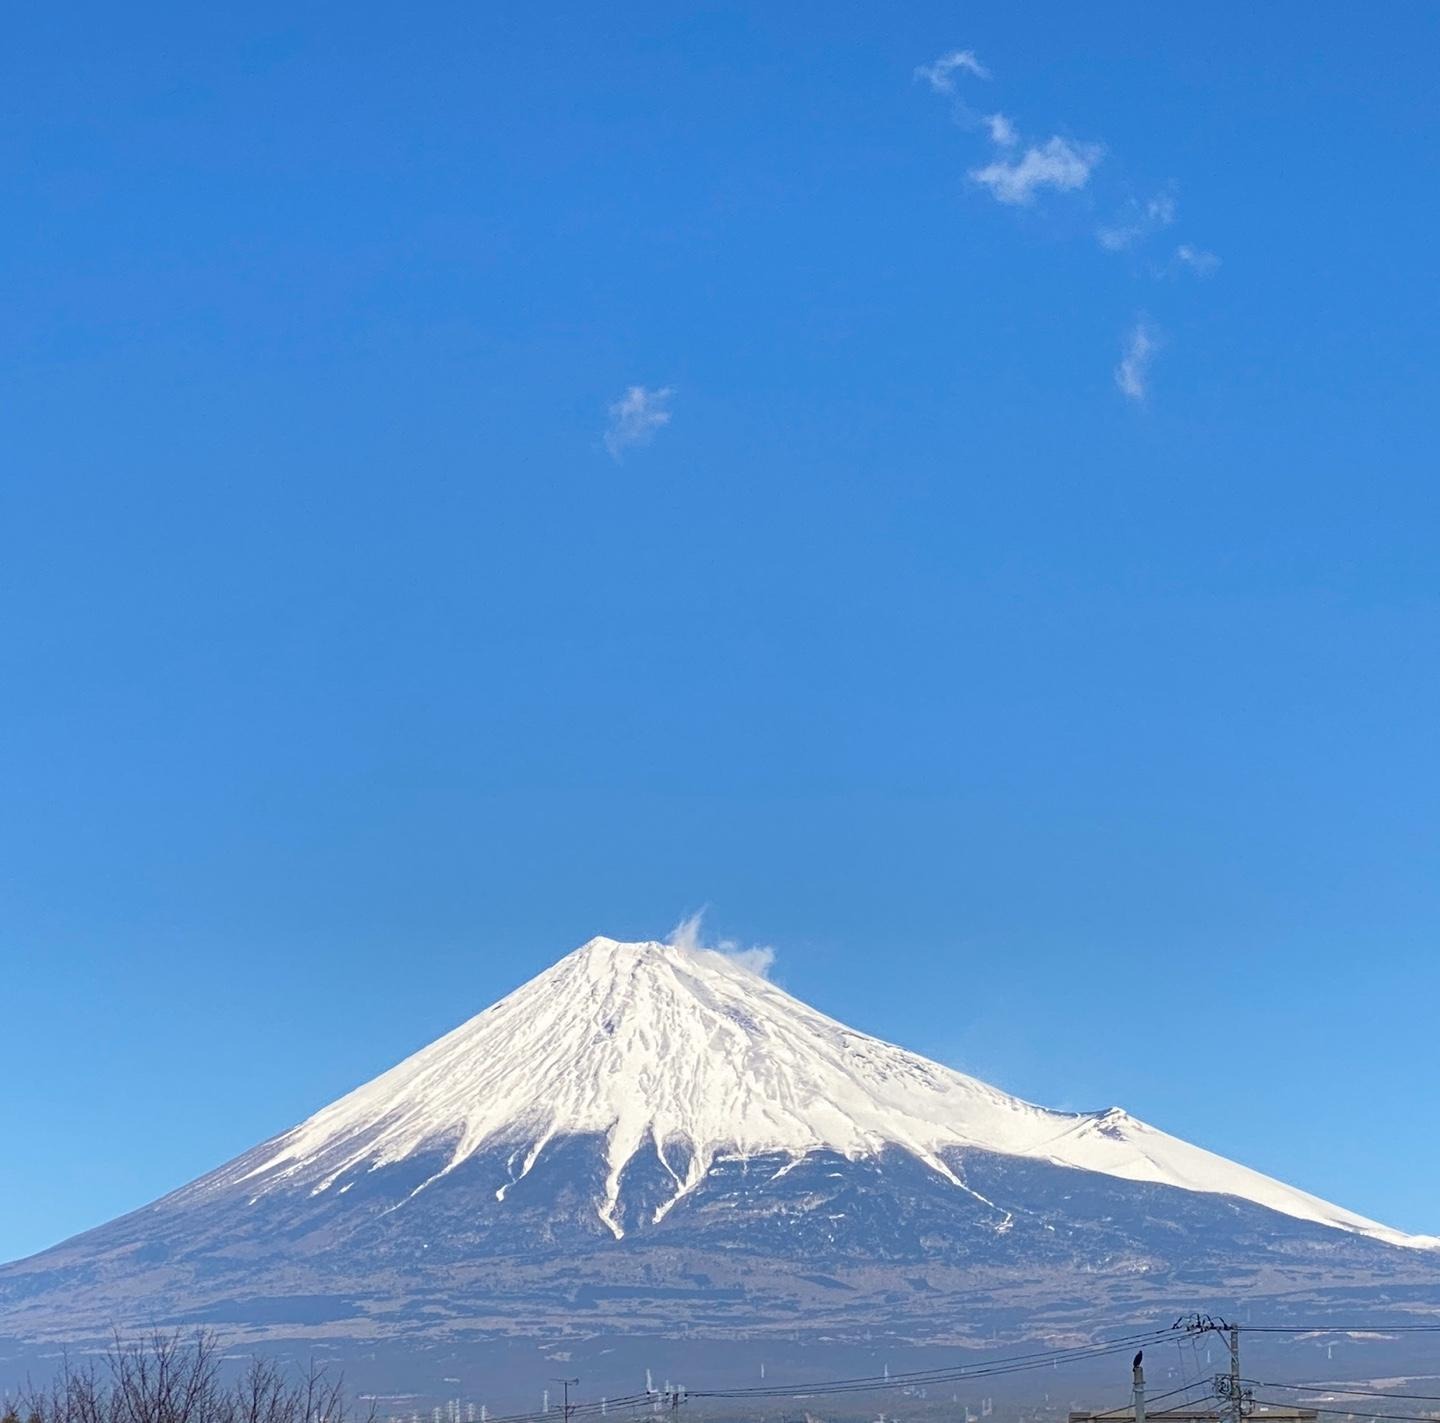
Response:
[[1097, 192, 1177, 251], [914, 49, 989, 93], [604, 384, 673, 460], [1175, 243, 1221, 276], [1115, 320, 1161, 402]]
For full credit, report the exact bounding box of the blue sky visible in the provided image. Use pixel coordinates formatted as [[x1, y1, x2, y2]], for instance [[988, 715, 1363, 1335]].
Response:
[[4, 3, 1439, 1263]]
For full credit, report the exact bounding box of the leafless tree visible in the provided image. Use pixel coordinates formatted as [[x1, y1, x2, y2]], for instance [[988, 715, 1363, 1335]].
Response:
[[8, 1332, 375, 1423]]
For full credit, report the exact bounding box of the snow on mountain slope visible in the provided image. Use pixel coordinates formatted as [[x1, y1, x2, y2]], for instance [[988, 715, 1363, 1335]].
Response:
[[205, 936, 1435, 1249]]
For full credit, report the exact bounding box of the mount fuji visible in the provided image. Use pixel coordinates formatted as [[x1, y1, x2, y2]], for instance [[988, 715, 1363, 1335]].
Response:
[[3, 936, 1437, 1393]]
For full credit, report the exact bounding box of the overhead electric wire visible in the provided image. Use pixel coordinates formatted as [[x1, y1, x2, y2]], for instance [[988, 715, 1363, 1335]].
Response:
[[693, 1337, 1175, 1400], [1186, 1333, 1207, 1393], [1086, 1380, 1224, 1419], [467, 1393, 654, 1423], [1238, 1328, 1440, 1336], [418, 1334, 1170, 1423], [1249, 1398, 1440, 1422], [688, 1328, 1175, 1400], [1246, 1384, 1440, 1405]]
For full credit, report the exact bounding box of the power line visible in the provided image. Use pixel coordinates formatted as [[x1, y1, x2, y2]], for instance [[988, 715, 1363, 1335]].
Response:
[[472, 1394, 652, 1423], [1086, 1380, 1225, 1419], [689, 1329, 1175, 1400], [472, 1327, 1175, 1423], [1238, 1329, 1440, 1336], [1249, 1398, 1440, 1422], [1247, 1384, 1440, 1405], [691, 1347, 1164, 1399]]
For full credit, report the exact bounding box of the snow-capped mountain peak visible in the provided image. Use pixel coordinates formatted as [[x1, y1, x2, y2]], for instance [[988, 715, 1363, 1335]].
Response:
[[218, 936, 1434, 1249]]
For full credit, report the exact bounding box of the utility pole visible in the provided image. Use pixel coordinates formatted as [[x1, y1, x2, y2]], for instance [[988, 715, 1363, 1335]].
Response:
[[554, 1378, 579, 1423], [1227, 1325, 1243, 1423], [1180, 1314, 1247, 1423], [1171, 1310, 1249, 1423], [1132, 1351, 1146, 1423]]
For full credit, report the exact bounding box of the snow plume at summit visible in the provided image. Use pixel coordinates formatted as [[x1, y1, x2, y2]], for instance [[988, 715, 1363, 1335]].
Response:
[[666, 909, 775, 977]]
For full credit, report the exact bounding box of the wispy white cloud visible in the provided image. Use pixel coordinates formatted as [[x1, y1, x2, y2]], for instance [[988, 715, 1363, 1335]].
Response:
[[984, 112, 1018, 147], [1174, 242, 1221, 276], [667, 909, 775, 978], [914, 46, 1099, 204], [604, 384, 673, 460], [1097, 192, 1177, 251], [971, 137, 1103, 206], [914, 47, 1210, 402], [914, 49, 989, 93], [1115, 319, 1161, 402], [914, 49, 1020, 156]]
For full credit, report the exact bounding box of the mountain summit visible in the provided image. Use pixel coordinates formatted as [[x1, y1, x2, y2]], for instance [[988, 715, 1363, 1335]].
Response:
[[3, 936, 1437, 1389]]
